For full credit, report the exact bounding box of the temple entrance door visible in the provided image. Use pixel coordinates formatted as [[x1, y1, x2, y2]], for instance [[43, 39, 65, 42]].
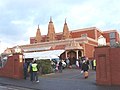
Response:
[[67, 50, 76, 65], [78, 50, 82, 57], [67, 50, 82, 65]]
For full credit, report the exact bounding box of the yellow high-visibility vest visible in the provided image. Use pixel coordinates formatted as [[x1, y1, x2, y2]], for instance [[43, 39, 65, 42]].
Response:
[[93, 60, 96, 66], [32, 63, 38, 71]]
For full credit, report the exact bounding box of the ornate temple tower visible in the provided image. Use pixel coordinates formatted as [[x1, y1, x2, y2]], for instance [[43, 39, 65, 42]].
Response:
[[47, 17, 56, 41], [62, 19, 71, 39], [35, 25, 42, 43]]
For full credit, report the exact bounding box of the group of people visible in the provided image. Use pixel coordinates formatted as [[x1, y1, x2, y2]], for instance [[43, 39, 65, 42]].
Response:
[[53, 60, 66, 73], [23, 56, 96, 80], [52, 56, 90, 79], [65, 56, 95, 79], [23, 60, 39, 82]]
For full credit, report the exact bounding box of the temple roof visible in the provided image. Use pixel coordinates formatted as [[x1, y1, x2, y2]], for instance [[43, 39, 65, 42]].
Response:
[[65, 39, 83, 50]]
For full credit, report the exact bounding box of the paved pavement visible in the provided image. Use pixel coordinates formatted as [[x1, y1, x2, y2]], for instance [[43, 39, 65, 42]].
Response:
[[0, 69, 120, 90], [0, 84, 33, 90]]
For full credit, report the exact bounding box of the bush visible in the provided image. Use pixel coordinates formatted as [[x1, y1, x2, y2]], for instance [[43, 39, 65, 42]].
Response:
[[37, 59, 53, 74]]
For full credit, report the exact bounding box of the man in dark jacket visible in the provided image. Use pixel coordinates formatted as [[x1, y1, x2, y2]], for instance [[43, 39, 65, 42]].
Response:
[[23, 61, 28, 79], [81, 60, 89, 79], [59, 60, 63, 73]]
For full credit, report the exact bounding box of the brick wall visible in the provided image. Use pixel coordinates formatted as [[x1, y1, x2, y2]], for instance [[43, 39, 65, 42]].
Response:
[[110, 48, 120, 85], [0, 54, 24, 79], [84, 43, 95, 59], [95, 46, 120, 85]]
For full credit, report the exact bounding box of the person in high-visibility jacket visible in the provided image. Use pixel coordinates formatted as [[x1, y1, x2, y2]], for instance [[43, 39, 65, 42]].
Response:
[[93, 59, 96, 71], [32, 60, 39, 82]]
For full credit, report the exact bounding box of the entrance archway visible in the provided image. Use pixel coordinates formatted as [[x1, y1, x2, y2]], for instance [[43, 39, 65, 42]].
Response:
[[78, 50, 82, 57], [60, 50, 83, 65], [67, 50, 82, 65], [67, 50, 76, 65]]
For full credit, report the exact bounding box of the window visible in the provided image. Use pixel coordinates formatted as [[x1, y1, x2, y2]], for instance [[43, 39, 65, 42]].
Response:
[[109, 32, 115, 39], [81, 33, 87, 37]]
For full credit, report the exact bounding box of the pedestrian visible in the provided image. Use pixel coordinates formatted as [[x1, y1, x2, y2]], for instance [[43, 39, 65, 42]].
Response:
[[23, 60, 28, 79], [76, 60, 79, 69], [55, 62, 59, 72], [58, 60, 63, 73], [93, 59, 96, 71], [81, 60, 89, 79], [31, 60, 39, 82], [66, 57, 70, 68], [28, 60, 34, 81], [78, 56, 82, 69]]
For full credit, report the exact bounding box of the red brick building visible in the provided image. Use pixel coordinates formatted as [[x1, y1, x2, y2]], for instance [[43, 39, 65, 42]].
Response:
[[2, 18, 120, 64], [29, 18, 119, 59]]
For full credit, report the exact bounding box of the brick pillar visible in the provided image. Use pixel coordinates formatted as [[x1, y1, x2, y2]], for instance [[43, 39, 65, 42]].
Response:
[[12, 53, 24, 79], [0, 53, 24, 79], [110, 48, 120, 85], [95, 46, 112, 85], [95, 46, 120, 85]]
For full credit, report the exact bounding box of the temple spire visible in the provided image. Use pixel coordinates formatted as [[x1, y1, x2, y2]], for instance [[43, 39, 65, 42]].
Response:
[[38, 24, 40, 29], [47, 17, 56, 41], [49, 16, 53, 23], [65, 18, 67, 24], [62, 18, 71, 39], [35, 24, 42, 43]]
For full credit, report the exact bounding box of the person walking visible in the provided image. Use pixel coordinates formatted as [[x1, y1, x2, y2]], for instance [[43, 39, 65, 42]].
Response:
[[76, 60, 79, 69], [23, 61, 28, 79], [66, 57, 70, 68], [93, 59, 96, 71], [28, 61, 33, 81], [31, 60, 39, 82], [58, 60, 63, 73], [81, 60, 89, 79]]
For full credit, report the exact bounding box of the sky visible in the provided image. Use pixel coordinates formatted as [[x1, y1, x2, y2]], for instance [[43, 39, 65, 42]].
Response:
[[0, 0, 120, 53]]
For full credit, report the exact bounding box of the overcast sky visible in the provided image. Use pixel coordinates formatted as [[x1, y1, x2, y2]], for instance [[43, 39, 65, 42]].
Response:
[[0, 0, 120, 53]]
